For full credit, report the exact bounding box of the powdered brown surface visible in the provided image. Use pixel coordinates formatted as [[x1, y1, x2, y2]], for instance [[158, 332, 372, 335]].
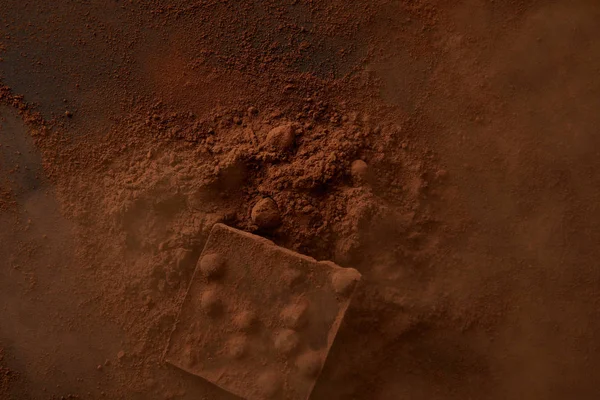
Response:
[[1, 0, 600, 399]]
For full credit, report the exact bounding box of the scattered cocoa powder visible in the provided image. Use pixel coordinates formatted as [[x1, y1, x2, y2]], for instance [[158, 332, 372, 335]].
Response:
[[2, 1, 600, 400]]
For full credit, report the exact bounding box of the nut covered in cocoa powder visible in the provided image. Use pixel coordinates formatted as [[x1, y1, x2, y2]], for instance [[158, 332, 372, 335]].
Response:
[[251, 198, 282, 229]]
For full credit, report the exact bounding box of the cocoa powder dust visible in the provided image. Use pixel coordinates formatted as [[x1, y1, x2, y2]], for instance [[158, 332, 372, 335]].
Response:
[[2, 1, 600, 399]]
